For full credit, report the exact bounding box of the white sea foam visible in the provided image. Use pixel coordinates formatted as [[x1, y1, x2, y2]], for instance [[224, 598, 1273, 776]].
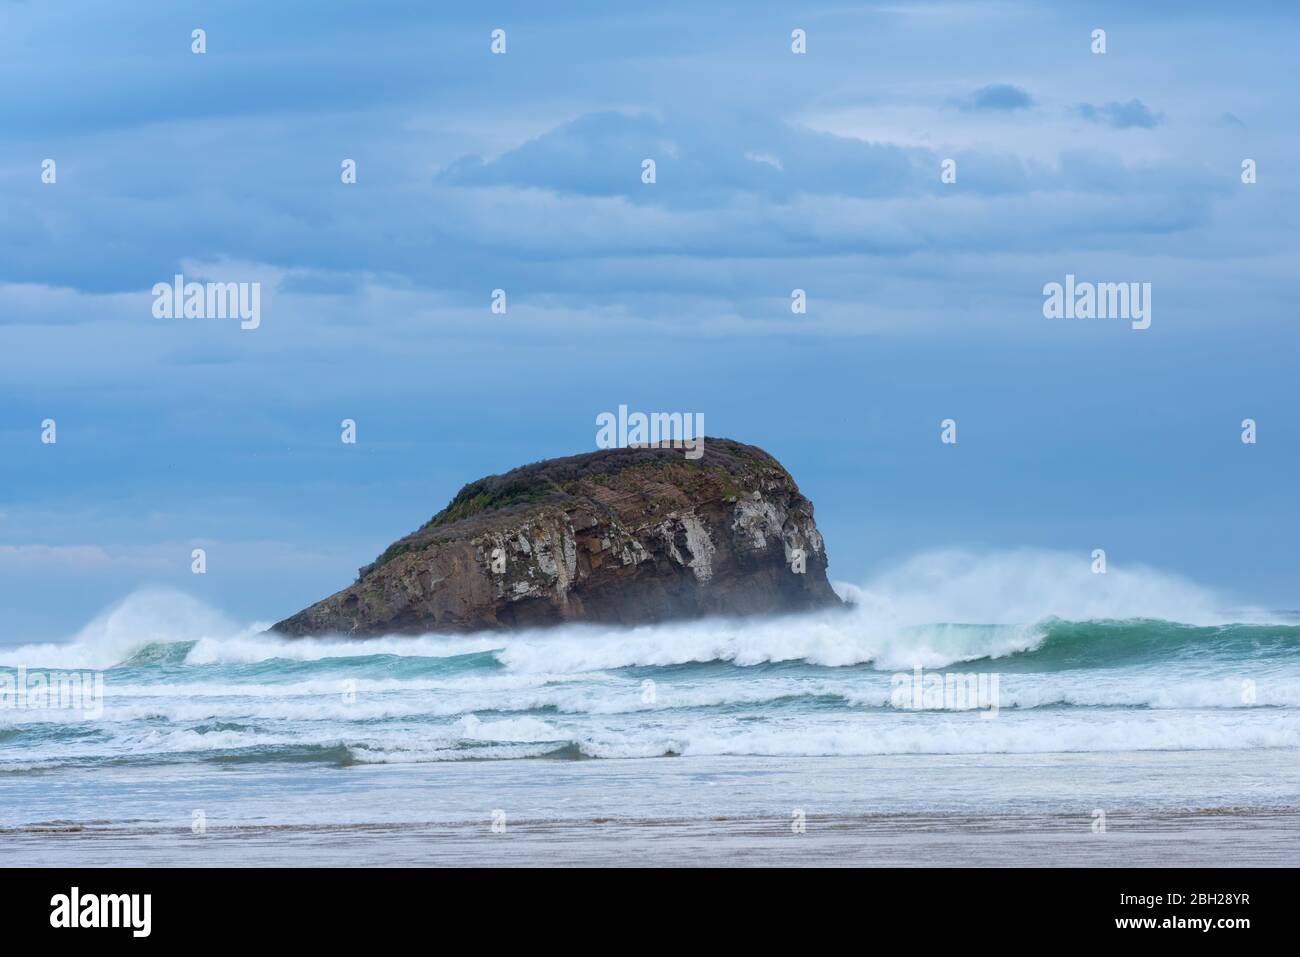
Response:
[[5, 671, 1297, 733], [566, 711, 1300, 759], [0, 589, 242, 669], [834, 547, 1263, 627], [0, 550, 1275, 672], [6, 693, 1300, 770], [1, 553, 1295, 773]]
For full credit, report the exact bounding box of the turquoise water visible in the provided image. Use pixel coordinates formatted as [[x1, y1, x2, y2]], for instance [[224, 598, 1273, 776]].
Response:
[[3, 598, 1298, 781]]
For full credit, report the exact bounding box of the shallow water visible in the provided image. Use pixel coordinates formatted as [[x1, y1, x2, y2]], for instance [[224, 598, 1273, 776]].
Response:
[[4, 751, 1297, 866]]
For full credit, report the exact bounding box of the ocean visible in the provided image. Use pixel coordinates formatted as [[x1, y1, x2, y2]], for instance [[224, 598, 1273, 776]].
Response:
[[3, 555, 1299, 866]]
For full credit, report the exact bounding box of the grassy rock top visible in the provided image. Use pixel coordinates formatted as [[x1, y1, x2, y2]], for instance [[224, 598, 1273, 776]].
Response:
[[365, 439, 792, 577]]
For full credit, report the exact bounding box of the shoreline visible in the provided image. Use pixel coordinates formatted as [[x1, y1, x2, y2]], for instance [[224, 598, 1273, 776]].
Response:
[[4, 750, 1297, 866], [5, 807, 1298, 867]]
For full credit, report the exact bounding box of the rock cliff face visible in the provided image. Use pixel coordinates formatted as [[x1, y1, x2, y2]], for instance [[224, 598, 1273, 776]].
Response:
[[272, 438, 842, 637]]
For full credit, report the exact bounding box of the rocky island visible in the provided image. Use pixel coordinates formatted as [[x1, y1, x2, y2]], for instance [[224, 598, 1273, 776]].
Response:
[[272, 438, 842, 637]]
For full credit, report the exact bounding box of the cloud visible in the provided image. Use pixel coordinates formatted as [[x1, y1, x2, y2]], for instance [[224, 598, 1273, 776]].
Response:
[[743, 151, 784, 171], [1074, 99, 1164, 129], [956, 83, 1034, 112], [437, 111, 940, 204]]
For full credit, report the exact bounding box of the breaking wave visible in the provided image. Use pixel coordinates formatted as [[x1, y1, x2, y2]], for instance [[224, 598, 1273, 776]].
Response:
[[2, 549, 1296, 770]]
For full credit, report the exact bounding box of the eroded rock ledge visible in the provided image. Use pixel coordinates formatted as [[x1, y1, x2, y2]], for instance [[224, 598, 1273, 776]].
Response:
[[271, 438, 842, 637]]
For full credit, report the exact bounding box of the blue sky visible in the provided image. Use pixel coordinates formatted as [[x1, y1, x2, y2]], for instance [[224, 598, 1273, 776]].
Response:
[[2, 0, 1297, 639]]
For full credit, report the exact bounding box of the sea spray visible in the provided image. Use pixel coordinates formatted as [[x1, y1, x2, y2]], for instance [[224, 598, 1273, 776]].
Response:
[[0, 554, 1296, 776]]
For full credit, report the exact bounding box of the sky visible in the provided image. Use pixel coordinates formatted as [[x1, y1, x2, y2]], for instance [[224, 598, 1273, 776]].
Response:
[[1, 0, 1297, 640]]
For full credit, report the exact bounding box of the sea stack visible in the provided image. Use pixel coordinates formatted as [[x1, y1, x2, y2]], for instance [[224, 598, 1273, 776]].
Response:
[[272, 438, 842, 637]]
